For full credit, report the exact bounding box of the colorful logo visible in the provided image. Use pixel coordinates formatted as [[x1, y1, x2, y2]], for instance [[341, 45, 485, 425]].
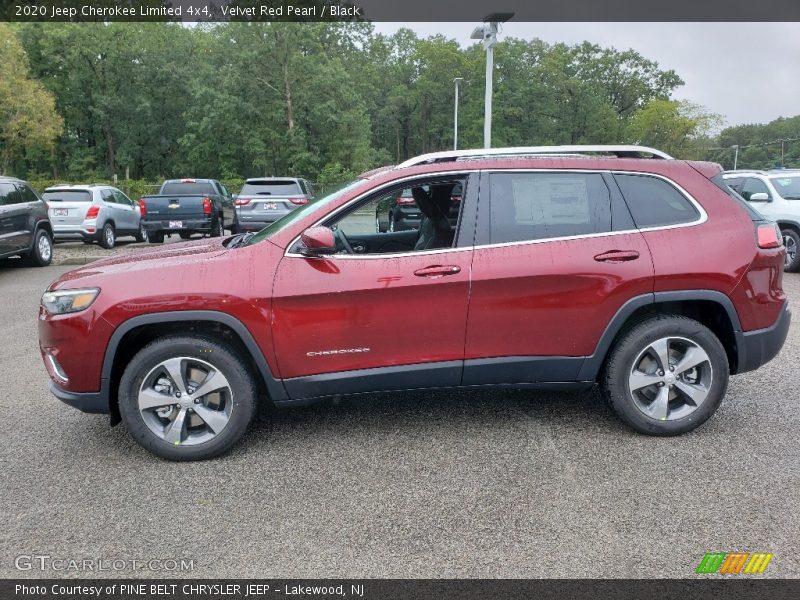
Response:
[[696, 552, 773, 574]]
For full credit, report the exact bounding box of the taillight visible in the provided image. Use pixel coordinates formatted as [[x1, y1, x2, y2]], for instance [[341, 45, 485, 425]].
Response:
[[202, 197, 212, 215], [85, 205, 100, 219], [289, 197, 309, 205], [396, 195, 414, 206], [235, 197, 251, 206], [139, 199, 146, 217], [757, 222, 782, 249]]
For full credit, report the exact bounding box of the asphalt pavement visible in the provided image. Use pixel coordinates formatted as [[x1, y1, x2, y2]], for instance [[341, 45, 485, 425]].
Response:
[[0, 261, 797, 578]]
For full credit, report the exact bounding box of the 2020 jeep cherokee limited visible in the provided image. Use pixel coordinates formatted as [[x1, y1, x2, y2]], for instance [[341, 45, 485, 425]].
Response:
[[38, 146, 791, 461]]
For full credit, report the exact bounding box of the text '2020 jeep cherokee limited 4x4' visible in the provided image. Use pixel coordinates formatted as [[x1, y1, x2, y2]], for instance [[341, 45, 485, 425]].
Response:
[[38, 146, 791, 460]]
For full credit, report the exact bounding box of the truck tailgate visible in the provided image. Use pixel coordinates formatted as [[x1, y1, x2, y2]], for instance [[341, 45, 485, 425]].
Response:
[[142, 195, 207, 220]]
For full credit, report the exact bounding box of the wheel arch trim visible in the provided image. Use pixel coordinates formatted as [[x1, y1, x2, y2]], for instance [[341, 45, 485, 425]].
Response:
[[101, 310, 288, 402], [577, 290, 743, 380]]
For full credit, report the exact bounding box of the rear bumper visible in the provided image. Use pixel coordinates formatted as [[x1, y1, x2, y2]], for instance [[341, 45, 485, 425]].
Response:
[[50, 381, 109, 414], [143, 218, 212, 233], [52, 225, 98, 240], [736, 300, 791, 373]]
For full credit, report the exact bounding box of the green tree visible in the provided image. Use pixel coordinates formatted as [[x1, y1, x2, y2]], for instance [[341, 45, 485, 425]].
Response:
[[0, 23, 63, 174], [626, 99, 721, 158]]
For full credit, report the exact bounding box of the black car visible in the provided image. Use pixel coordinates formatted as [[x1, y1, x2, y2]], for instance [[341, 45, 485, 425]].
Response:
[[376, 183, 462, 232], [0, 177, 53, 266]]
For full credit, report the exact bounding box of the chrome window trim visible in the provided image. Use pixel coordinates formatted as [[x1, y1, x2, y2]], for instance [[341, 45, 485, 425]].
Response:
[[284, 168, 707, 259]]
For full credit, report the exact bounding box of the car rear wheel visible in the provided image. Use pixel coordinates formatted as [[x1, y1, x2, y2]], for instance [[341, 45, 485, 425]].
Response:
[[782, 228, 800, 272], [150, 232, 164, 244], [135, 223, 149, 243], [25, 229, 53, 267], [179, 232, 192, 240], [99, 222, 115, 249], [600, 315, 728, 436], [389, 213, 395, 232], [118, 336, 258, 461], [211, 216, 224, 237]]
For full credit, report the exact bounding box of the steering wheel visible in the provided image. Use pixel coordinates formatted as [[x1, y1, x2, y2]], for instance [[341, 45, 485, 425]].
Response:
[[334, 227, 354, 254]]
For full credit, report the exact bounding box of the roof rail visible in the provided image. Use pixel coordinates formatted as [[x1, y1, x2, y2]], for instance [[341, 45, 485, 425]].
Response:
[[724, 169, 768, 175], [396, 145, 674, 169]]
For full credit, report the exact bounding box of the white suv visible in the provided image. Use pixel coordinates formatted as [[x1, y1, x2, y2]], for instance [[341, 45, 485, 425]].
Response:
[[723, 170, 800, 272], [42, 184, 147, 249]]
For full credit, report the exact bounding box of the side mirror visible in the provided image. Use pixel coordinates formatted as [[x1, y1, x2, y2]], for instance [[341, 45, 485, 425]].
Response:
[[750, 192, 770, 202], [299, 226, 336, 257]]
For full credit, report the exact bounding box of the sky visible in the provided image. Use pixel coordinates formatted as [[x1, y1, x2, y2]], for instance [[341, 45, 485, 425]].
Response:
[[373, 22, 800, 129]]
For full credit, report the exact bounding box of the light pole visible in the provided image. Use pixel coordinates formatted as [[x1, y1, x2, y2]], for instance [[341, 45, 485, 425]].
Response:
[[453, 77, 463, 150], [471, 12, 514, 149], [732, 144, 739, 169]]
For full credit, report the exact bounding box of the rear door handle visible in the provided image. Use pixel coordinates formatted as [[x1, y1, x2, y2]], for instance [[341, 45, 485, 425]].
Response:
[[414, 265, 461, 277], [594, 250, 640, 263]]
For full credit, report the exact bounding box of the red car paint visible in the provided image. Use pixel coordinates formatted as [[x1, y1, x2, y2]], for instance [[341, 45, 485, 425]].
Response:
[[39, 155, 788, 403]]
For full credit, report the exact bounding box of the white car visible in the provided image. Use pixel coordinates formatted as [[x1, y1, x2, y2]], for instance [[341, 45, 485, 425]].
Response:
[[43, 184, 147, 249], [723, 170, 800, 272]]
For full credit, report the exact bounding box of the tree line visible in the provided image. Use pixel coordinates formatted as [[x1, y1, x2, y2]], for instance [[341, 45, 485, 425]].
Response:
[[2, 22, 799, 191]]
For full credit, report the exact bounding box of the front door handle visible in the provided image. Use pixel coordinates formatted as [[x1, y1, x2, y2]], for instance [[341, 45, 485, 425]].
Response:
[[414, 265, 461, 277], [594, 250, 640, 263]]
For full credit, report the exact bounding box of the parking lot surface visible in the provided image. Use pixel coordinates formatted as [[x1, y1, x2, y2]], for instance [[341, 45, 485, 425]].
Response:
[[1, 262, 798, 578]]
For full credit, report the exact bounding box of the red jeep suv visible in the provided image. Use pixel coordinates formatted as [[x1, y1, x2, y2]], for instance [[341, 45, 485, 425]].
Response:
[[38, 146, 791, 460]]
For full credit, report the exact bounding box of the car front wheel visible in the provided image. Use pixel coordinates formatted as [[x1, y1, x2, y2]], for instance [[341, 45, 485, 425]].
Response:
[[118, 336, 258, 461], [600, 315, 728, 436], [782, 228, 800, 272]]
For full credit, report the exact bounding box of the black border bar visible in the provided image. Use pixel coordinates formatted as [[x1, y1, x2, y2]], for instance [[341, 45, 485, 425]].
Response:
[[3, 0, 800, 22], [4, 579, 800, 600]]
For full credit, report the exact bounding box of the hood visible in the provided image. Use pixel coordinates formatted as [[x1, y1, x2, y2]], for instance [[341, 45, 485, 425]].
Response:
[[52, 237, 230, 288]]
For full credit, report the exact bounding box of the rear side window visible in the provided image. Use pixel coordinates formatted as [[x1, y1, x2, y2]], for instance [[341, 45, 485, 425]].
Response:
[[16, 184, 40, 203], [740, 177, 771, 201], [43, 190, 92, 203], [240, 180, 303, 196], [488, 172, 612, 243], [614, 174, 700, 228], [160, 181, 218, 196], [0, 183, 22, 205]]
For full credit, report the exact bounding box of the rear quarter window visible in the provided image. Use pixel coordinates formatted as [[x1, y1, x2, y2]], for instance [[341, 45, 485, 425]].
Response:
[[0, 182, 22, 205], [614, 174, 700, 228]]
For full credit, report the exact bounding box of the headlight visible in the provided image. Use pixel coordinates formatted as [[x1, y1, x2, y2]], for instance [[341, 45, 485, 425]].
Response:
[[41, 288, 100, 315]]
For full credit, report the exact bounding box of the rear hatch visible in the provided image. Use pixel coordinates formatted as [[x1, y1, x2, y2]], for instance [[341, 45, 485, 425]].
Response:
[[236, 180, 307, 221], [43, 189, 93, 226]]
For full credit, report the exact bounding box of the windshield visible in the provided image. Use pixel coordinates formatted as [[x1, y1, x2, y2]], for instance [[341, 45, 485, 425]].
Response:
[[244, 180, 363, 246], [240, 181, 302, 196], [43, 190, 92, 202], [770, 175, 800, 199]]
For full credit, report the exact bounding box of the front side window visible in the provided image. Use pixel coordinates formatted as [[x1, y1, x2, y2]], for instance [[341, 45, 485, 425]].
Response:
[[615, 174, 700, 228], [740, 177, 771, 201], [323, 179, 465, 254], [488, 172, 612, 244]]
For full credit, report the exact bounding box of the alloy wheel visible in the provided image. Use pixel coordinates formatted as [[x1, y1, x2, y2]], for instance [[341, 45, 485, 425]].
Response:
[[137, 357, 234, 446], [38, 234, 52, 262], [628, 336, 713, 421], [784, 234, 797, 268]]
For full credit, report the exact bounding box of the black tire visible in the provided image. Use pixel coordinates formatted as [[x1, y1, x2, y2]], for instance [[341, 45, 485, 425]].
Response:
[[179, 232, 192, 240], [150, 232, 164, 244], [600, 315, 729, 436], [99, 222, 115, 249], [211, 216, 223, 237], [135, 223, 149, 243], [781, 228, 800, 273], [118, 336, 258, 461], [388, 213, 395, 233], [376, 212, 386, 233], [24, 229, 53, 267]]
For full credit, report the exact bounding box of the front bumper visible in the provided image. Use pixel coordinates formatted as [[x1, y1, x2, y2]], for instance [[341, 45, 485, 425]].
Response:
[[50, 380, 109, 414], [736, 300, 791, 373]]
